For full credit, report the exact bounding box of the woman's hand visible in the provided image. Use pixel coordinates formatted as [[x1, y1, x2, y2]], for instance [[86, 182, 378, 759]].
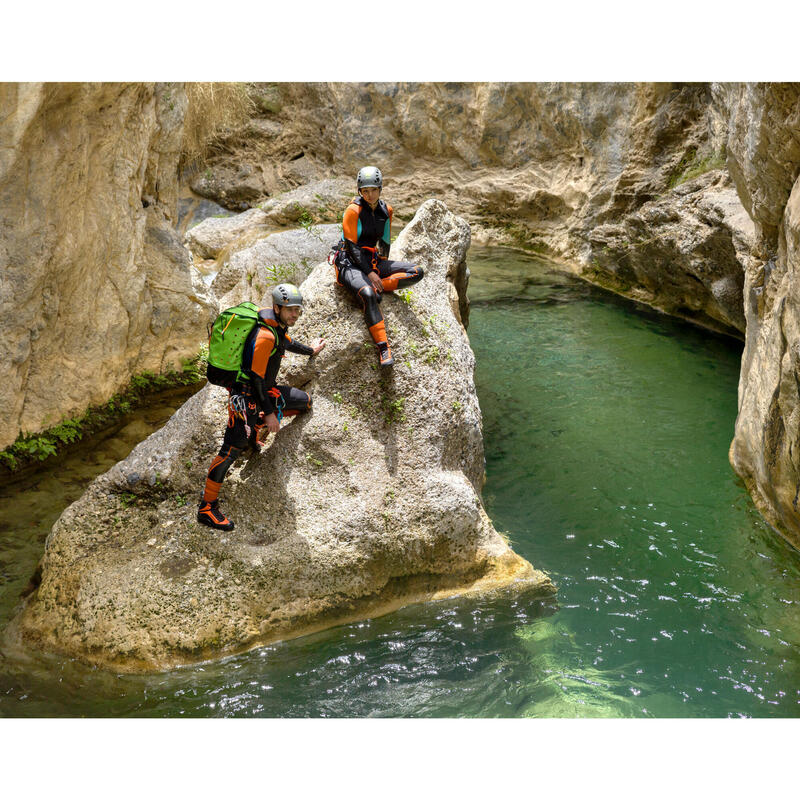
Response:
[[368, 272, 383, 294]]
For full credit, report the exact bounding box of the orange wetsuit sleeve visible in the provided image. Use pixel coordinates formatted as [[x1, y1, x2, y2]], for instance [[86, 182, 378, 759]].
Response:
[[250, 328, 276, 379], [342, 203, 360, 244]]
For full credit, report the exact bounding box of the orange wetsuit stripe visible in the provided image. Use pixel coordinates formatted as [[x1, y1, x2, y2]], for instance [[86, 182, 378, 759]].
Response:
[[251, 328, 276, 378], [368, 320, 388, 345], [203, 476, 223, 502]]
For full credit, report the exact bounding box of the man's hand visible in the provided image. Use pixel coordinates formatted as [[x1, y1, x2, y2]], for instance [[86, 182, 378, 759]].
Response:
[[368, 272, 383, 293], [311, 338, 326, 356], [264, 412, 280, 433]]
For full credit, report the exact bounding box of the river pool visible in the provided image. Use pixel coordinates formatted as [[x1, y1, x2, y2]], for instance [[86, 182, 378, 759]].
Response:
[[1, 246, 799, 718]]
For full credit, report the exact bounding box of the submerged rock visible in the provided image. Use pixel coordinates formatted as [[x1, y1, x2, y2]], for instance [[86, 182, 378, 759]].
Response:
[[9, 200, 554, 672]]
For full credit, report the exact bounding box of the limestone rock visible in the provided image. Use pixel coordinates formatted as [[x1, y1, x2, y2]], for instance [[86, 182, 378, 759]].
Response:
[[586, 170, 754, 334], [259, 177, 353, 226], [712, 83, 800, 256], [9, 199, 554, 672], [184, 207, 271, 260], [724, 84, 800, 547], [0, 82, 214, 450], [212, 223, 342, 309]]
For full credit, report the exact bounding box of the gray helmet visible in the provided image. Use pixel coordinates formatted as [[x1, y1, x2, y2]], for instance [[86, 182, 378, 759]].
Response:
[[272, 283, 303, 307], [357, 166, 383, 191]]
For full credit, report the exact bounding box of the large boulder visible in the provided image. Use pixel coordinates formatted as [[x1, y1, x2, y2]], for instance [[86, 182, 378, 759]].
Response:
[[184, 207, 271, 260], [0, 82, 214, 451], [9, 200, 554, 672], [259, 177, 353, 226], [212, 223, 342, 309]]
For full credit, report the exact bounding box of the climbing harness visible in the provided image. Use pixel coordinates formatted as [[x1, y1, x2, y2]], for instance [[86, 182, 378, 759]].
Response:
[[268, 386, 285, 422], [228, 393, 252, 438]]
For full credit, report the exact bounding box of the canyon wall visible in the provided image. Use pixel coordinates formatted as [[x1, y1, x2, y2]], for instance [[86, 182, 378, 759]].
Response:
[[0, 83, 213, 451], [5, 80, 800, 550], [718, 84, 800, 548]]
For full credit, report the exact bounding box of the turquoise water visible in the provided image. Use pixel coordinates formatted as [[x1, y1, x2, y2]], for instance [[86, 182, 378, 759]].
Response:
[[2, 246, 800, 717]]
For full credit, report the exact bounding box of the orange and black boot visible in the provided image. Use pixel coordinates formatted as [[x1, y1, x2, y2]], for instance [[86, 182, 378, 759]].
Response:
[[377, 341, 394, 367], [368, 320, 394, 367], [197, 498, 235, 531]]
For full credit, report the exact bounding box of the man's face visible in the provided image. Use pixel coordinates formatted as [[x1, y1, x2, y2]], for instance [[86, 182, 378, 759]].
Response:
[[360, 186, 380, 207], [276, 304, 301, 326]]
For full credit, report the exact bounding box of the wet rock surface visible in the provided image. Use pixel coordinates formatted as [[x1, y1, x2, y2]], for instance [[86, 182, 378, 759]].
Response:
[[587, 170, 755, 335]]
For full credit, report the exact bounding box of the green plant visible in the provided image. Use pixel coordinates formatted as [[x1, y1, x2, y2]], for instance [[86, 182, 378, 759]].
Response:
[[120, 492, 137, 508], [295, 204, 325, 243], [667, 148, 726, 190], [398, 288, 415, 306], [50, 418, 82, 445], [332, 391, 343, 405], [265, 262, 295, 283], [0, 348, 208, 473], [452, 400, 463, 412], [305, 453, 323, 468], [424, 346, 440, 365], [382, 397, 407, 426]]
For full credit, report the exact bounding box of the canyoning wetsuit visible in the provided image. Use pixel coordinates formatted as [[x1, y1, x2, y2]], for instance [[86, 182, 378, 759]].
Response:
[[201, 308, 314, 508], [333, 195, 424, 346]]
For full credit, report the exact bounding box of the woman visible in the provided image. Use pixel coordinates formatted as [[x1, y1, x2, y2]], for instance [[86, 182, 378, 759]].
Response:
[[332, 166, 424, 367]]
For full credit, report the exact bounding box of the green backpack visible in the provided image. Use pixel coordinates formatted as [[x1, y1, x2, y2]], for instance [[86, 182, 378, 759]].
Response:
[[206, 302, 266, 387]]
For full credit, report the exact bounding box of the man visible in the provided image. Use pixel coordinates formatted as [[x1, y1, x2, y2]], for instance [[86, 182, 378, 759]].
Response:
[[332, 165, 424, 367], [198, 283, 325, 531]]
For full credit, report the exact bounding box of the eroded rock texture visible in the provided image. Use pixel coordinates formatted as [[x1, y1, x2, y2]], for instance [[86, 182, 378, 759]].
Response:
[[720, 84, 800, 547], [0, 83, 214, 450], [10, 201, 554, 672]]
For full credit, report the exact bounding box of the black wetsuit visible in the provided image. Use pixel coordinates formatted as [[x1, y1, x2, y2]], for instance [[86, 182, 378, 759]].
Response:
[[203, 309, 313, 502], [335, 196, 424, 338]]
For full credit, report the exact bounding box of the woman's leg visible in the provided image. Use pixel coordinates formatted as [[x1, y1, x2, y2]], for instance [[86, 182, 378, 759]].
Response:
[[377, 260, 424, 292], [336, 264, 393, 364]]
